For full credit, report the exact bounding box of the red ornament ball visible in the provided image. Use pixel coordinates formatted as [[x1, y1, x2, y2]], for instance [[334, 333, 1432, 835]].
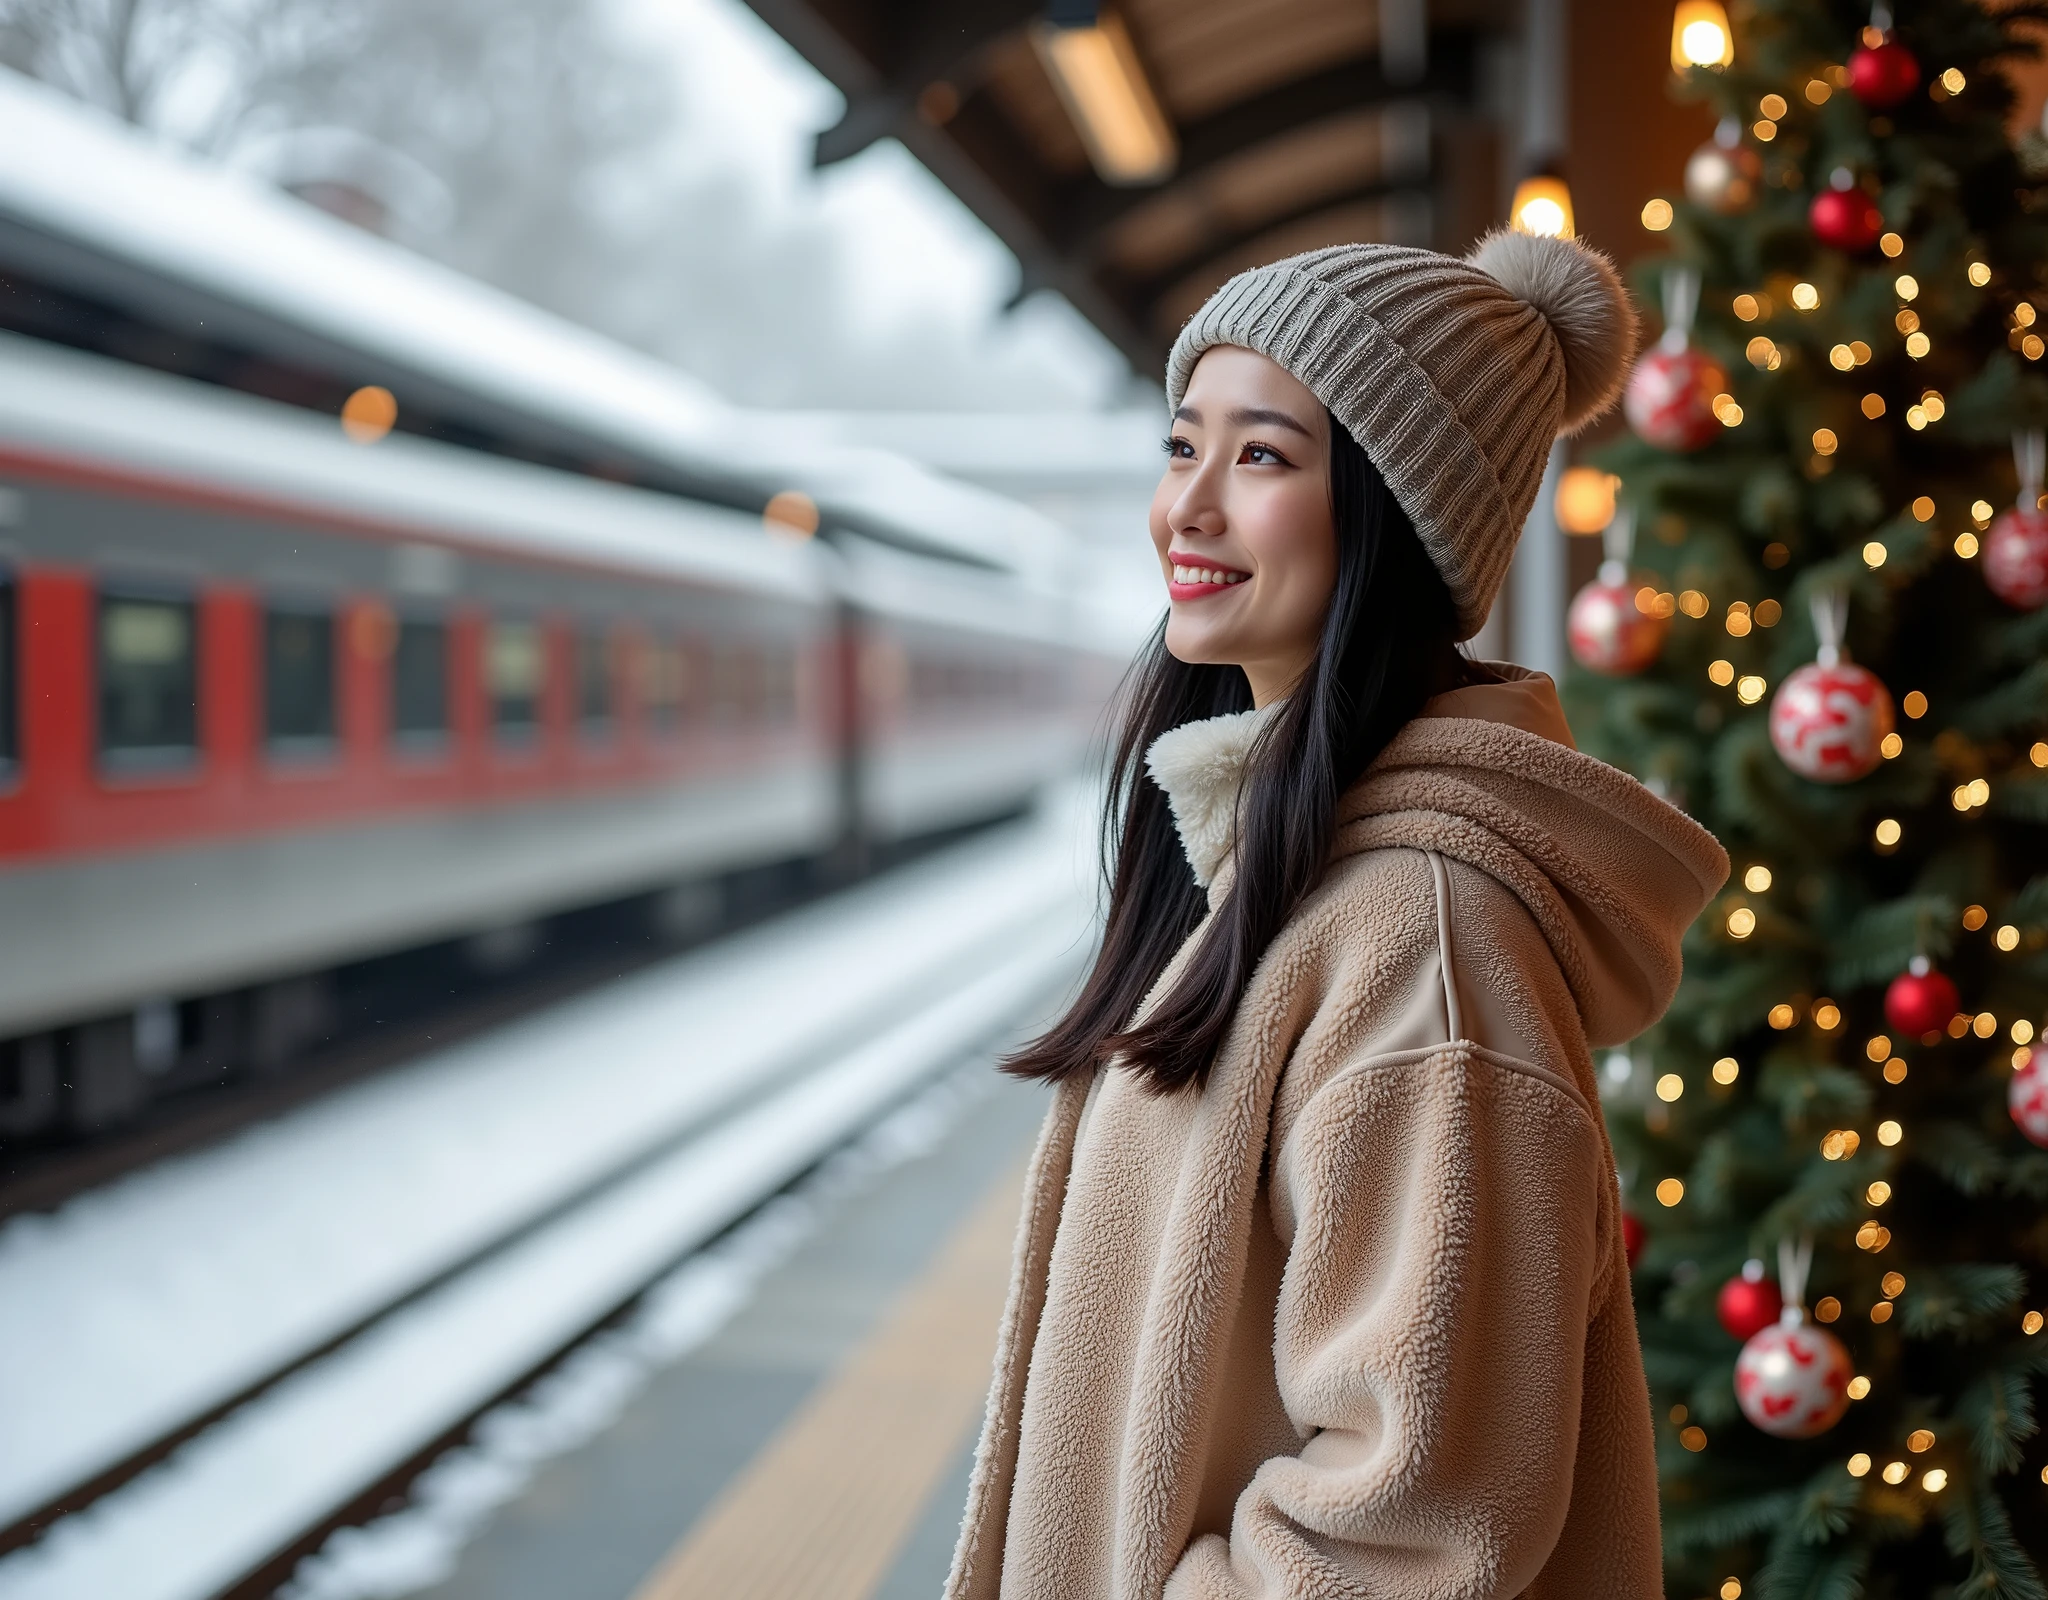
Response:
[[1624, 344, 1726, 453], [1568, 565, 1668, 675], [1684, 140, 1760, 214], [1984, 508, 2048, 609], [2012, 1049, 2048, 1148], [1884, 962, 1959, 1038], [1810, 187, 1885, 253], [1717, 1265, 1784, 1342], [1769, 661, 1894, 782], [1622, 1211, 1646, 1269], [1847, 36, 1921, 108], [1735, 1315, 1853, 1438]]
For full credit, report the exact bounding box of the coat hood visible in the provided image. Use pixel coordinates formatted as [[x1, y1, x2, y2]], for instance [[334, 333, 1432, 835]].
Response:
[[1145, 666, 1728, 1047]]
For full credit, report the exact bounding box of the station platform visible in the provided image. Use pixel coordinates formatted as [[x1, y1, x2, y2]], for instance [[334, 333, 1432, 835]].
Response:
[[397, 1070, 1044, 1600]]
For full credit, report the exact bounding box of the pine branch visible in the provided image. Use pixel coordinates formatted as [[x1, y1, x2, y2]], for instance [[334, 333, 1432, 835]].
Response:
[[1953, 660, 2048, 742], [1899, 1264, 2027, 1339], [1942, 1476, 2048, 1600], [1955, 1359, 2042, 1475], [1827, 894, 1960, 990], [1665, 1487, 1803, 1556]]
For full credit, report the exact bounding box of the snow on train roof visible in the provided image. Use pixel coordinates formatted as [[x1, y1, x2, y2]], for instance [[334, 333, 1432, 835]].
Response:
[[0, 332, 828, 601], [0, 68, 1070, 579]]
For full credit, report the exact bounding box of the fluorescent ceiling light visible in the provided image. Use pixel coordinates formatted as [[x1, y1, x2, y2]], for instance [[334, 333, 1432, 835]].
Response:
[[1034, 13, 1176, 187]]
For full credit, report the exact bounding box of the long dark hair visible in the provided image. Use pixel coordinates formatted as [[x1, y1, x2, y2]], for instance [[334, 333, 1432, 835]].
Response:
[[1004, 412, 1487, 1093]]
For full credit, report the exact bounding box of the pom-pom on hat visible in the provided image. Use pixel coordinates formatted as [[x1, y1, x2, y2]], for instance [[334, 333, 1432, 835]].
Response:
[[1164, 229, 1637, 639]]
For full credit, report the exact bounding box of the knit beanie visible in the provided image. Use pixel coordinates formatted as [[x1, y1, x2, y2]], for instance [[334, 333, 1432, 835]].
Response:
[[1164, 230, 1638, 640]]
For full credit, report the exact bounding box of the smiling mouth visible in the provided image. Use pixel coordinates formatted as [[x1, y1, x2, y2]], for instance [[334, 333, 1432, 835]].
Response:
[[1172, 563, 1246, 586]]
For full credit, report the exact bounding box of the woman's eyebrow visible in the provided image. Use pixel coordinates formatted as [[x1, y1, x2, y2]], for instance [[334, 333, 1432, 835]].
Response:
[[1225, 406, 1312, 436]]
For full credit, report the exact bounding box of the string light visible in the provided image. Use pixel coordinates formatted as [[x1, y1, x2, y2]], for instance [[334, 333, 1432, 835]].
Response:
[[1903, 690, 1928, 717], [1713, 1056, 1741, 1083], [1867, 1180, 1891, 1204], [1883, 1057, 1907, 1083], [1878, 1119, 1904, 1146], [1657, 1177, 1686, 1205], [1881, 231, 1905, 257], [1642, 198, 1674, 231]]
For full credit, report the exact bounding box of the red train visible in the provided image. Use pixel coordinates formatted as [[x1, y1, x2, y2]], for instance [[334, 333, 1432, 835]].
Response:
[[0, 332, 1106, 1141]]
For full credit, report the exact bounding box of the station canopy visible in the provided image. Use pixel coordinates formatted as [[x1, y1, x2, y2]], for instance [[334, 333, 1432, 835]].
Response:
[[739, 0, 1516, 370]]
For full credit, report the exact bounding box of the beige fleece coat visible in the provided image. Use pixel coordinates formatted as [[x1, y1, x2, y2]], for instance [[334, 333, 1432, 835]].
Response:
[[946, 669, 1728, 1600]]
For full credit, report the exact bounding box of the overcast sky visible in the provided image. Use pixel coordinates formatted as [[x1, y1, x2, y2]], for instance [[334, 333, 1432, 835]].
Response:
[[602, 0, 1139, 412]]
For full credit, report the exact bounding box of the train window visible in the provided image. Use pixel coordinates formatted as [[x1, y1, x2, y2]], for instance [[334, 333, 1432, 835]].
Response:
[[98, 589, 198, 769], [391, 615, 449, 741], [575, 626, 612, 734], [487, 618, 542, 738], [264, 605, 337, 752], [0, 576, 15, 772], [640, 632, 685, 732]]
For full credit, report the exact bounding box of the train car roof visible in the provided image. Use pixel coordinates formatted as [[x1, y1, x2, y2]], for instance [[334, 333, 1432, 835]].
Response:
[[0, 331, 831, 602], [0, 68, 1072, 580]]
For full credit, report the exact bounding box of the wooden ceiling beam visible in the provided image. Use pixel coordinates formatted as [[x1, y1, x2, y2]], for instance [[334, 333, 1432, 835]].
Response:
[[1047, 28, 1480, 258], [808, 0, 1045, 166]]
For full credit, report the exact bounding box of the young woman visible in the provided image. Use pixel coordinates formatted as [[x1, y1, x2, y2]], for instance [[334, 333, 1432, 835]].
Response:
[[945, 232, 1730, 1600]]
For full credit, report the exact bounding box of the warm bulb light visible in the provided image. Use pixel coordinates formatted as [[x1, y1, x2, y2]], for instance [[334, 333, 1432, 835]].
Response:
[[341, 385, 398, 444], [762, 489, 821, 539], [1554, 466, 1619, 534], [1510, 174, 1575, 238], [1671, 0, 1735, 68], [1034, 13, 1177, 186]]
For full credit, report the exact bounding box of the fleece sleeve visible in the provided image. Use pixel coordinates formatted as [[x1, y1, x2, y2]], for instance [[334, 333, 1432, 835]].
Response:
[[1164, 1041, 1608, 1600]]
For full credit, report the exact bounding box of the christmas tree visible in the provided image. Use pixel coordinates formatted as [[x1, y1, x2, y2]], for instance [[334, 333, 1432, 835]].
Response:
[[1562, 2, 2048, 1595]]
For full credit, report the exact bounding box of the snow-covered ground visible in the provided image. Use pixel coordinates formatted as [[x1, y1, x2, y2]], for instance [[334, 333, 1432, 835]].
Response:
[[0, 789, 1096, 1599]]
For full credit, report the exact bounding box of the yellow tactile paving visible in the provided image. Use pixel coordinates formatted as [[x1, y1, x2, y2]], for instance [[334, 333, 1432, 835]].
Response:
[[627, 1159, 1023, 1600]]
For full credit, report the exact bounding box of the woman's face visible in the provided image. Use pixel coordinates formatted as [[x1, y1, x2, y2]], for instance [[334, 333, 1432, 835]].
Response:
[[1150, 346, 1337, 708]]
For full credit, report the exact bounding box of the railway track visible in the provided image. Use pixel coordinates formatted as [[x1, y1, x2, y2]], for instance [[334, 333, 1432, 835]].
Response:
[[0, 799, 1092, 1600]]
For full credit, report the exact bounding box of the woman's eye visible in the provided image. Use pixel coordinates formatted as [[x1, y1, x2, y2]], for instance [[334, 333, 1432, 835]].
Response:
[[1241, 443, 1287, 465], [1163, 435, 1196, 459]]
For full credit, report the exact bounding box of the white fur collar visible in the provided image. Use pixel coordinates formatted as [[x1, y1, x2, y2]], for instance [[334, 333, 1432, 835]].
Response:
[[1144, 702, 1281, 887]]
